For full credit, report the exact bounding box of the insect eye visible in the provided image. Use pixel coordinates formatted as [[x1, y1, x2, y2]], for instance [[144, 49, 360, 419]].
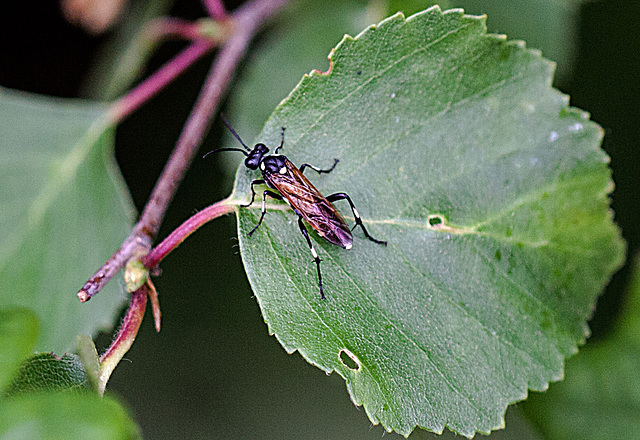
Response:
[[244, 156, 260, 170], [245, 143, 269, 170]]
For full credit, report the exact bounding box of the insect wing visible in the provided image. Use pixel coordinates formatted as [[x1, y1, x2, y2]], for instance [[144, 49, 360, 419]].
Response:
[[267, 159, 353, 249]]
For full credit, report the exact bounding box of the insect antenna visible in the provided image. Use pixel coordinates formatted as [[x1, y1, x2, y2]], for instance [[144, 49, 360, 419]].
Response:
[[220, 113, 251, 152], [202, 147, 248, 159], [202, 114, 252, 159]]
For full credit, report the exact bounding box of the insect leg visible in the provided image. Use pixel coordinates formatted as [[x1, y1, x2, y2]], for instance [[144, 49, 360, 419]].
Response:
[[297, 215, 325, 299], [326, 193, 387, 245], [247, 189, 282, 237], [299, 158, 339, 175], [241, 179, 266, 208]]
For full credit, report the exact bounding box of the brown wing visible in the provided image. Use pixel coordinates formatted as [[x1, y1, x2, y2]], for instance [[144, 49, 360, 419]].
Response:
[[267, 158, 353, 249]]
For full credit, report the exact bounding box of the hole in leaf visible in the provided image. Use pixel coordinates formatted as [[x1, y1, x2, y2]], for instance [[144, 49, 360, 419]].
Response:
[[339, 349, 360, 371], [427, 215, 445, 228]]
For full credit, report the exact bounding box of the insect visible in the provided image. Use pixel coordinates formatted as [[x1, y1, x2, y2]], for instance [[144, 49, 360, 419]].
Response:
[[206, 116, 387, 298]]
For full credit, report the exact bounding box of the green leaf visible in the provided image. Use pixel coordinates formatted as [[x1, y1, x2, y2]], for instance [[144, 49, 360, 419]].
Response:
[[75, 334, 101, 390], [228, 7, 624, 437], [0, 87, 135, 353], [3, 353, 92, 396], [0, 392, 141, 440], [0, 308, 38, 391], [522, 254, 640, 439]]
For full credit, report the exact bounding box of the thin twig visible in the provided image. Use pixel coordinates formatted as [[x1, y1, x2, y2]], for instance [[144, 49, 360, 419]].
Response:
[[146, 17, 205, 41], [78, 0, 289, 302], [142, 199, 237, 269], [97, 285, 148, 396], [202, 0, 229, 20], [109, 39, 216, 123]]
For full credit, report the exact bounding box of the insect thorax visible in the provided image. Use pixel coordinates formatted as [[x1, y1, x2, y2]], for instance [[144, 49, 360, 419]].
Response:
[[260, 154, 288, 175]]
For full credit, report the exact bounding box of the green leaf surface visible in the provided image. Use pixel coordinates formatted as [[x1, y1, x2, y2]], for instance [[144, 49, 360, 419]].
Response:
[[0, 392, 141, 440], [75, 334, 101, 390], [522, 255, 640, 440], [0, 87, 135, 353], [228, 7, 623, 437], [0, 308, 38, 391], [3, 353, 92, 396]]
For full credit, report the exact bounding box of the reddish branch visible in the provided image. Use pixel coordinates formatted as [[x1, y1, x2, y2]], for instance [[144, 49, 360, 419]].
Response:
[[202, 0, 229, 21], [108, 39, 217, 122], [97, 285, 148, 395], [141, 199, 237, 269], [78, 0, 288, 303]]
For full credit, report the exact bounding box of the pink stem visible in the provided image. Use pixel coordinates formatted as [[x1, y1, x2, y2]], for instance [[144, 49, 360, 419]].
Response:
[[202, 0, 229, 20], [146, 17, 204, 41], [142, 200, 237, 269], [98, 286, 147, 394], [132, 0, 286, 248], [109, 39, 214, 122]]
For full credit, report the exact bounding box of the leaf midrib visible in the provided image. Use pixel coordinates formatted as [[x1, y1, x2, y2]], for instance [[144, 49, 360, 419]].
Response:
[[0, 115, 109, 268], [251, 207, 490, 421]]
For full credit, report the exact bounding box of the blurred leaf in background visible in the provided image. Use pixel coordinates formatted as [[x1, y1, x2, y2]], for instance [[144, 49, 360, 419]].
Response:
[[454, 0, 590, 86], [0, 88, 135, 353], [0, 392, 141, 440], [522, 254, 640, 439], [0, 307, 140, 438], [0, 308, 39, 390], [4, 353, 93, 396]]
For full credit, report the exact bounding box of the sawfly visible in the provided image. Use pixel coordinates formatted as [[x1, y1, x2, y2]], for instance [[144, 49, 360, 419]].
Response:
[[206, 116, 386, 298]]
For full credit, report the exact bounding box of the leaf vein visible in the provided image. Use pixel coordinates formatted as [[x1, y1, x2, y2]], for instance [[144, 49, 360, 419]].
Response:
[[291, 19, 475, 148], [386, 236, 536, 401], [321, 236, 488, 418], [253, 212, 398, 418]]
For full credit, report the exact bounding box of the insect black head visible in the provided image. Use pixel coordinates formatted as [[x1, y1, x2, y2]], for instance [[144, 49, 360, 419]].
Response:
[[245, 143, 269, 170]]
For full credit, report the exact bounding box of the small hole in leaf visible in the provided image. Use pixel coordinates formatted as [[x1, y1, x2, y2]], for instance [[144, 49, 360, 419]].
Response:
[[339, 349, 360, 371], [427, 215, 445, 228]]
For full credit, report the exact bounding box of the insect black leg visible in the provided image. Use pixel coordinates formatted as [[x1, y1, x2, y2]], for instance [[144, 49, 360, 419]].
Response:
[[273, 127, 286, 154], [241, 179, 266, 208], [248, 189, 283, 237], [299, 158, 339, 175], [297, 216, 325, 299], [326, 193, 387, 245]]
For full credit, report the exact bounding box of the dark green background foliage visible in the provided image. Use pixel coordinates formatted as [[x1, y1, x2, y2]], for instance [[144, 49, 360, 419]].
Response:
[[1, 0, 638, 439], [4, 352, 93, 396]]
